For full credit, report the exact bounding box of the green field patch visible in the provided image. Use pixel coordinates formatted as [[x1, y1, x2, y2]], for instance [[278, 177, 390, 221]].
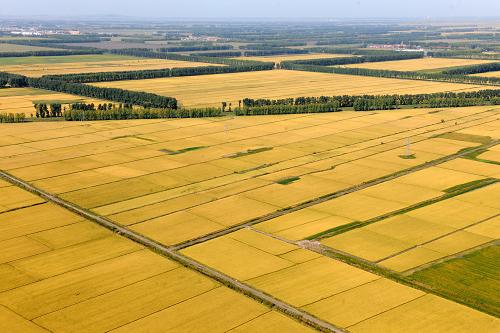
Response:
[[408, 245, 500, 317], [399, 154, 416, 159], [226, 147, 273, 158], [462, 149, 500, 166], [160, 146, 207, 155], [444, 178, 498, 194], [276, 176, 301, 185], [32, 99, 85, 105], [436, 132, 492, 144]]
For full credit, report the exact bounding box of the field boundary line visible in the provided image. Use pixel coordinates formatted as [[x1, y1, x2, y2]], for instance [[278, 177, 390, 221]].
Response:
[[374, 212, 500, 263], [402, 239, 500, 276], [0, 170, 345, 333], [172, 139, 499, 250]]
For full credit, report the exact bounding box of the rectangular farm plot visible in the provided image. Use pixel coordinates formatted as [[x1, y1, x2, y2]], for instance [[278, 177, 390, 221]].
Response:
[[344, 57, 496, 72], [0, 54, 218, 77], [181, 234, 296, 280], [349, 294, 500, 333], [0, 186, 314, 333], [0, 88, 109, 115], [303, 278, 424, 328], [93, 69, 492, 108], [107, 287, 269, 333], [407, 245, 500, 317]]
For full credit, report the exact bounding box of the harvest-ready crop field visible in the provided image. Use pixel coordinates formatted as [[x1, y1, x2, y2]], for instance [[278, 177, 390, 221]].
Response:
[[344, 57, 497, 71], [0, 54, 217, 77], [0, 184, 313, 333], [94, 69, 495, 107], [0, 87, 108, 115], [1, 17, 499, 332], [1, 104, 499, 331]]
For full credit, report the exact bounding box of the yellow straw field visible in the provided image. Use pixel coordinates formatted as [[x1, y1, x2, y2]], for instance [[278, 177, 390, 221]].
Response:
[[0, 54, 218, 77], [0, 185, 312, 333], [93, 69, 493, 107]]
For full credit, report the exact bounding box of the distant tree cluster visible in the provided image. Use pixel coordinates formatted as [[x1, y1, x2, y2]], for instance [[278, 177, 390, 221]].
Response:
[[290, 52, 424, 66], [33, 103, 62, 118], [189, 51, 242, 58], [235, 102, 341, 115], [28, 77, 178, 109], [239, 42, 307, 49], [0, 113, 26, 123], [243, 49, 309, 56], [64, 104, 222, 121], [241, 90, 500, 112], [280, 62, 500, 85], [442, 62, 500, 75], [0, 72, 29, 87], [157, 45, 233, 52]]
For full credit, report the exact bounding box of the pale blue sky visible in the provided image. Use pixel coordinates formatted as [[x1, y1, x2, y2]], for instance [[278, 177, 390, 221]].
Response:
[[2, 0, 499, 18]]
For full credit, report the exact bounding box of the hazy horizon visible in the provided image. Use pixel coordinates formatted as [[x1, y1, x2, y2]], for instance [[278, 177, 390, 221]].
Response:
[[2, 0, 500, 19]]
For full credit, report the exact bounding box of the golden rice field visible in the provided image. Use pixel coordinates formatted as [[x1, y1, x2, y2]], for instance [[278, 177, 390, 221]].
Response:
[[0, 185, 313, 333], [235, 53, 350, 63], [0, 87, 109, 115], [1, 106, 499, 331], [344, 57, 497, 71], [0, 54, 217, 77], [181, 229, 499, 332], [0, 106, 497, 248], [93, 69, 494, 107]]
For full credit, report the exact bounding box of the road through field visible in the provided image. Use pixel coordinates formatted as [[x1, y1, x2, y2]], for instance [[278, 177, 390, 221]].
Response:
[[172, 139, 499, 250], [0, 169, 345, 333]]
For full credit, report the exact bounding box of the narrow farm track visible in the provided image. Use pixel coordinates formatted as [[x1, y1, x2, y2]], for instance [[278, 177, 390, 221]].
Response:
[[172, 139, 499, 250], [0, 170, 345, 333]]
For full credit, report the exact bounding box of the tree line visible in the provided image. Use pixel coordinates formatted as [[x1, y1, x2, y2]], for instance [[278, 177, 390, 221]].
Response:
[[189, 51, 242, 58], [235, 102, 341, 115], [240, 42, 307, 49], [442, 62, 500, 75], [242, 49, 309, 56], [63, 104, 222, 121], [0, 113, 26, 123], [280, 61, 500, 86], [28, 77, 178, 109], [427, 50, 500, 60], [44, 60, 274, 83], [157, 45, 233, 52], [241, 90, 500, 110]]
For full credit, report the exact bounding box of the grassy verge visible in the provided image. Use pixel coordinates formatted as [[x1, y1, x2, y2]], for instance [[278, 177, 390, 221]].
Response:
[[161, 146, 207, 155]]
